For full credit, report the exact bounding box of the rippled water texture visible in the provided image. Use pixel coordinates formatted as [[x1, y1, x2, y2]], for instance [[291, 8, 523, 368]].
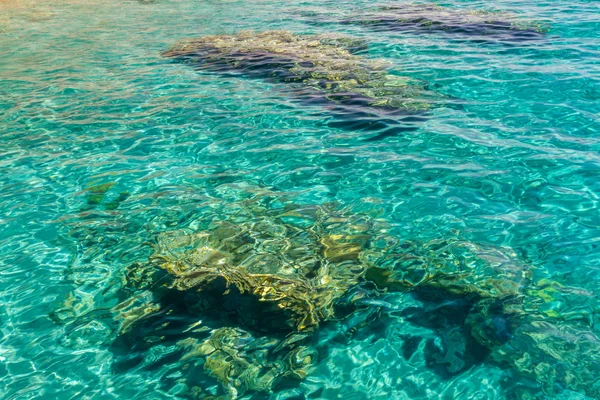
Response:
[[1, 0, 600, 399]]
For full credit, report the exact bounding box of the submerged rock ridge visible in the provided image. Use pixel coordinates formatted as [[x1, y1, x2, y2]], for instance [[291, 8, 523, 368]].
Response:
[[55, 187, 600, 398], [342, 4, 549, 42], [163, 30, 444, 137], [364, 239, 600, 399]]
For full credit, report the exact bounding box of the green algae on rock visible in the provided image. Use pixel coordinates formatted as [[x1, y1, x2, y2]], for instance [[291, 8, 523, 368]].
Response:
[[343, 3, 549, 42], [162, 30, 439, 115]]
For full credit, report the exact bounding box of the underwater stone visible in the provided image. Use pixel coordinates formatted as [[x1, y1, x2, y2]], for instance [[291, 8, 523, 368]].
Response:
[[362, 239, 531, 299], [83, 182, 129, 210], [362, 238, 600, 398], [85, 182, 115, 206], [320, 234, 368, 263], [143, 202, 379, 332], [343, 4, 549, 42], [176, 326, 316, 398], [163, 30, 442, 125], [178, 328, 286, 397], [112, 192, 388, 340], [58, 185, 599, 399], [478, 311, 600, 398]]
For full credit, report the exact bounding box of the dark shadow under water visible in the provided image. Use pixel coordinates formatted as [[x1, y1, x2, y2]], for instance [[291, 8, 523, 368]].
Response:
[[110, 275, 312, 398]]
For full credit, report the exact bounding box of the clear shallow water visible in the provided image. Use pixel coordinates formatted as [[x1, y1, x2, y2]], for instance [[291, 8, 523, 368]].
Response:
[[1, 0, 600, 399]]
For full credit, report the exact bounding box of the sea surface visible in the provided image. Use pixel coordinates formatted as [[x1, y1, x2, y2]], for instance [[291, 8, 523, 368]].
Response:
[[1, 0, 600, 399]]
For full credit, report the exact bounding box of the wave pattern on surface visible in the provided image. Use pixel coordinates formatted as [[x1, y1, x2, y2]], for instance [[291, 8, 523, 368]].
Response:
[[1, 0, 600, 399]]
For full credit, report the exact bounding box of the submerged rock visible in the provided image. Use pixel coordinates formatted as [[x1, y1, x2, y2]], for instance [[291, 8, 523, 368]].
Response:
[[488, 317, 600, 398], [363, 239, 531, 299], [55, 186, 599, 398], [107, 196, 390, 397], [83, 182, 130, 210], [363, 239, 600, 398], [177, 327, 317, 398], [343, 3, 549, 42], [137, 201, 382, 333], [163, 30, 444, 137]]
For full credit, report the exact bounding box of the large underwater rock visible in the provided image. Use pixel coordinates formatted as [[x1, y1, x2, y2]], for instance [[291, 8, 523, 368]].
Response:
[[129, 200, 383, 333], [343, 4, 549, 42], [54, 187, 600, 399], [364, 239, 600, 398], [163, 30, 445, 138], [112, 197, 388, 397]]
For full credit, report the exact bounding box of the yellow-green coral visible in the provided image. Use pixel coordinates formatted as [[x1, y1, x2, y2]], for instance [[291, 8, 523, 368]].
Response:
[[145, 203, 378, 332]]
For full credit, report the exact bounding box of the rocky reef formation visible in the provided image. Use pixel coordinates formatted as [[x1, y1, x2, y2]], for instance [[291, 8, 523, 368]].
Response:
[[163, 30, 444, 137], [364, 239, 600, 398], [176, 327, 316, 399], [343, 4, 549, 42], [55, 186, 600, 398], [134, 200, 378, 333], [108, 193, 389, 397]]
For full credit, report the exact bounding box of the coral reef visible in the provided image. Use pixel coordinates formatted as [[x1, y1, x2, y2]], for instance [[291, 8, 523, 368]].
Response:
[[343, 3, 549, 42], [163, 30, 442, 119], [363, 239, 600, 398], [56, 186, 600, 398], [130, 200, 383, 333], [109, 196, 388, 397]]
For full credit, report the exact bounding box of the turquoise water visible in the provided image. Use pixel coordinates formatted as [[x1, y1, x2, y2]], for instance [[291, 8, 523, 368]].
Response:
[[1, 0, 600, 399]]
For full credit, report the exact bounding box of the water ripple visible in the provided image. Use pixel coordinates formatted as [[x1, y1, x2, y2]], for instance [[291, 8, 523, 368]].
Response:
[[1, 0, 600, 398]]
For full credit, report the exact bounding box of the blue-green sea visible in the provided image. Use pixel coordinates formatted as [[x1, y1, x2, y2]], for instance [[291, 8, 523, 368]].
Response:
[[1, 0, 600, 399]]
